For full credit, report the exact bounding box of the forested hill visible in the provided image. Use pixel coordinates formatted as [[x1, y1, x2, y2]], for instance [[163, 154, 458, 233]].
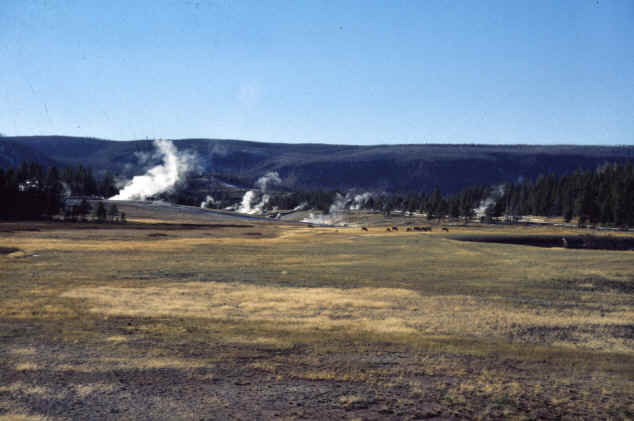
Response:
[[1, 135, 633, 193]]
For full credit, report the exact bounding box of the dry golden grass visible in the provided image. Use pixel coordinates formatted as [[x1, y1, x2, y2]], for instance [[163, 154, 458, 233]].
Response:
[[1, 216, 633, 419], [14, 362, 39, 371], [62, 281, 633, 351], [53, 356, 208, 373]]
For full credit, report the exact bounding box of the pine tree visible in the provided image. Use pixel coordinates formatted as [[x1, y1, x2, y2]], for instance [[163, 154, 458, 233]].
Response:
[[108, 203, 119, 222], [426, 187, 441, 219], [100, 171, 118, 198], [77, 199, 92, 221], [575, 181, 599, 226], [44, 167, 64, 217], [94, 202, 107, 222], [448, 197, 460, 219]]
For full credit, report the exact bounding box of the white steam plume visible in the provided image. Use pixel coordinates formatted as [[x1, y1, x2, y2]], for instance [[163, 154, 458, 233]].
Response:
[[301, 191, 373, 226], [60, 181, 72, 198], [110, 140, 196, 201], [301, 193, 347, 225], [292, 202, 308, 211], [237, 171, 281, 215], [350, 192, 372, 210], [255, 171, 281, 191], [474, 185, 505, 218], [200, 195, 216, 209]]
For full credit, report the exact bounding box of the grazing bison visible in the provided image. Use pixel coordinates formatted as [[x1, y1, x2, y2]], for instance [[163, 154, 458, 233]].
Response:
[[392, 226, 399, 231], [406, 227, 412, 232], [361, 227, 368, 231], [442, 227, 449, 232], [386, 228, 392, 232]]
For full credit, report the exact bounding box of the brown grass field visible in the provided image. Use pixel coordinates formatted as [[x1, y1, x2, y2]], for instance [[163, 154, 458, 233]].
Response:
[[1, 205, 633, 420]]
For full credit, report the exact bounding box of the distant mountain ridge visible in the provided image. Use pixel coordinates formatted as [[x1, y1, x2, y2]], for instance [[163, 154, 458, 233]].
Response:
[[2, 135, 633, 193]]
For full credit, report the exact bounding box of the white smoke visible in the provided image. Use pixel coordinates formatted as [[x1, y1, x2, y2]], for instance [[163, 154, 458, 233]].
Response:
[[292, 202, 308, 211], [350, 192, 372, 210], [238, 192, 271, 215], [60, 181, 72, 198], [110, 139, 197, 201], [255, 171, 282, 191], [200, 195, 216, 209], [237, 171, 281, 215], [301, 191, 373, 225], [301, 193, 346, 225], [474, 185, 505, 218]]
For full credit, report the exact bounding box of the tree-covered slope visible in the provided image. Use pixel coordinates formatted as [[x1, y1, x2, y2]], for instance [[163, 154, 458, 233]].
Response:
[[2, 136, 633, 193]]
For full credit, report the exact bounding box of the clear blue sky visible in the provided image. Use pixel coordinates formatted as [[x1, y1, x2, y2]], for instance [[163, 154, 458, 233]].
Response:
[[1, 0, 632, 145]]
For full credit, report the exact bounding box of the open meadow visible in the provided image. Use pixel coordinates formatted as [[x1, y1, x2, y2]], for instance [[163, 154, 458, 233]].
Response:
[[1, 206, 633, 420]]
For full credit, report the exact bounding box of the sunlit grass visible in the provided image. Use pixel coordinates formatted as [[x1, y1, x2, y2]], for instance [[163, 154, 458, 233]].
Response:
[[1, 218, 633, 419]]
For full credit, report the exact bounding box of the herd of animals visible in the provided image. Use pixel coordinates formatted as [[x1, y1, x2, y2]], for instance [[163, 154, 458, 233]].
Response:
[[359, 226, 450, 232], [305, 224, 450, 232]]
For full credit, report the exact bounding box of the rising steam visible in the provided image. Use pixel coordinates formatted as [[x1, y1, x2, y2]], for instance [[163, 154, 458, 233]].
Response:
[[301, 191, 373, 225], [200, 195, 216, 209], [349, 192, 372, 210], [474, 185, 505, 217], [292, 202, 309, 211], [237, 171, 282, 215], [110, 140, 196, 201], [255, 171, 281, 191]]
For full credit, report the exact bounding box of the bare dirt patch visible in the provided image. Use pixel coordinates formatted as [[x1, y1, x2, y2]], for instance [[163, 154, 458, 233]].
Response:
[[547, 277, 634, 294]]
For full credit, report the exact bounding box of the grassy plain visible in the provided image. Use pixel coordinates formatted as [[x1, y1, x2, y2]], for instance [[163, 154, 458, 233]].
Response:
[[1, 207, 633, 420]]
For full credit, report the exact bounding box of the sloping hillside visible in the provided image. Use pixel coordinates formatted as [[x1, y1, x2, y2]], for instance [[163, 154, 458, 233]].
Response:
[[2, 136, 633, 193]]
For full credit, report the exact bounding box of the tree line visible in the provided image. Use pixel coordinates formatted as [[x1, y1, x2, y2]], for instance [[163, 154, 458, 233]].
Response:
[[254, 162, 634, 227], [263, 185, 490, 220], [0, 162, 120, 220], [3, 160, 632, 228], [487, 161, 633, 227]]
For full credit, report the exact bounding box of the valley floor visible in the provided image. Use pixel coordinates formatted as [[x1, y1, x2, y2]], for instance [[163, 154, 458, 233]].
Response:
[[1, 208, 633, 420]]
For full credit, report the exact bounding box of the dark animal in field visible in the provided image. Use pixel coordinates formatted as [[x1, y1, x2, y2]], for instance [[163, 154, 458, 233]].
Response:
[[442, 227, 449, 232], [386, 228, 392, 232], [423, 227, 432, 232], [361, 227, 368, 231], [392, 226, 398, 231], [406, 227, 412, 232], [413, 227, 422, 231]]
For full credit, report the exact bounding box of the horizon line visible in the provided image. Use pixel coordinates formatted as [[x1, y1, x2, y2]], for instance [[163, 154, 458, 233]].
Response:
[[1, 133, 633, 148]]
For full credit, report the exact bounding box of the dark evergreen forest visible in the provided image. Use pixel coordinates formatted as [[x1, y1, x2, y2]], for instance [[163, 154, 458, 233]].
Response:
[[2, 160, 633, 228], [247, 161, 634, 228], [0, 162, 117, 220]]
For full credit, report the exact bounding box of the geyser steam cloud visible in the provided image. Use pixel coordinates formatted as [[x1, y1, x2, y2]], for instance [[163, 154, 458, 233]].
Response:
[[200, 195, 216, 209], [238, 171, 282, 215], [255, 171, 281, 191], [474, 185, 505, 217], [110, 139, 196, 200], [301, 191, 373, 225]]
